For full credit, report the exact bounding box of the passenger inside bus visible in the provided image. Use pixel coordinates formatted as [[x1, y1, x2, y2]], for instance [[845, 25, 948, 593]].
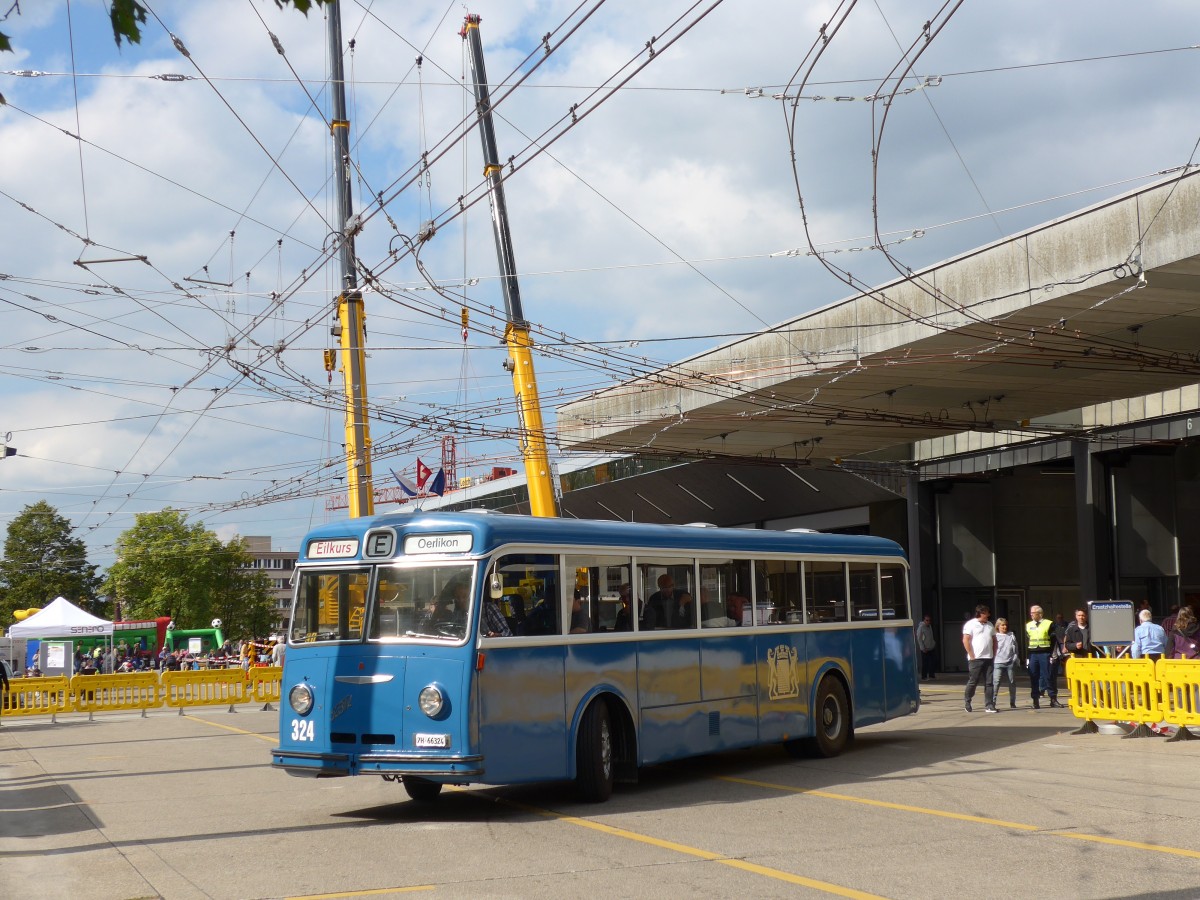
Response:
[[568, 589, 589, 634], [726, 592, 749, 625], [614, 584, 635, 631], [668, 591, 695, 629], [701, 588, 737, 628], [482, 591, 511, 637], [648, 574, 688, 628]]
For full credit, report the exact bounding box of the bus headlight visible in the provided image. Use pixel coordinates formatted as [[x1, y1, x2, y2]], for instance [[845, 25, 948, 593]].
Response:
[[418, 684, 444, 718], [289, 683, 314, 716]]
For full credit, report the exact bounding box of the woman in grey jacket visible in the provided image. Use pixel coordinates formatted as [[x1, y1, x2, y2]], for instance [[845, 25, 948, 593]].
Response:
[[992, 618, 1019, 709]]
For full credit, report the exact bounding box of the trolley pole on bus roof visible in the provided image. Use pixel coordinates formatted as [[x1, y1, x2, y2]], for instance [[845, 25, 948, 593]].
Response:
[[328, 0, 374, 518], [462, 14, 558, 518]]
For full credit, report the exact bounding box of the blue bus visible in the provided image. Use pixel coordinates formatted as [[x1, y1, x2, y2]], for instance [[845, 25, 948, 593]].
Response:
[[272, 512, 918, 802]]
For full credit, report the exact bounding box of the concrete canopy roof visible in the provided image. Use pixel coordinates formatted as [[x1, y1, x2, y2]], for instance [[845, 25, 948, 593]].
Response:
[[557, 172, 1200, 464], [558, 459, 901, 527]]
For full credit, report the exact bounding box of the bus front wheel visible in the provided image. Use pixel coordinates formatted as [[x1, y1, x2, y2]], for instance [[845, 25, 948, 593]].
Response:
[[576, 701, 614, 802], [785, 677, 851, 759], [403, 776, 443, 802]]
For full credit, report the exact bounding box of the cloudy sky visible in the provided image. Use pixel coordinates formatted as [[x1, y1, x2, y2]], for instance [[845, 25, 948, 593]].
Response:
[[1, 0, 1198, 572]]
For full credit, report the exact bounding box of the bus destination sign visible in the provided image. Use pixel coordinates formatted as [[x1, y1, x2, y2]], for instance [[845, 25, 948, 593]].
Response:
[[403, 533, 473, 555], [307, 539, 360, 559]]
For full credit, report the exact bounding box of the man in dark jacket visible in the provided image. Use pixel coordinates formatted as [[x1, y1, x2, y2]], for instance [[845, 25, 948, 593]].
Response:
[[1064, 608, 1095, 658]]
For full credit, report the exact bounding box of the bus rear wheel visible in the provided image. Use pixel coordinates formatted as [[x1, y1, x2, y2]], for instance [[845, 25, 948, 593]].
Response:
[[403, 776, 443, 803], [785, 677, 851, 759], [576, 701, 614, 802]]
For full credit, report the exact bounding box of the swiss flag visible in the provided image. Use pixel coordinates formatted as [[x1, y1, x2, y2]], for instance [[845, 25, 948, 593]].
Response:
[[415, 458, 432, 490]]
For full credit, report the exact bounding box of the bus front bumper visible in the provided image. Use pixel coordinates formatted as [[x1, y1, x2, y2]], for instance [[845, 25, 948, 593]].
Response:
[[271, 747, 483, 779]]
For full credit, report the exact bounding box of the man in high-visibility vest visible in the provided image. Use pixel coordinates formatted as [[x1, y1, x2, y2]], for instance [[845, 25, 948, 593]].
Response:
[[1025, 605, 1064, 709]]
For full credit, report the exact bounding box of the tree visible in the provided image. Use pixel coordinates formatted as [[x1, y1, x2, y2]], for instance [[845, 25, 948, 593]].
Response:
[[0, 501, 101, 624], [1, 0, 331, 55], [104, 509, 273, 638]]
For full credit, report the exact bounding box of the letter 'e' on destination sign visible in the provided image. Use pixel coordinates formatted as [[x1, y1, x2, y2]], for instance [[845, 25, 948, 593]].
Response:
[[307, 538, 360, 559], [403, 533, 473, 555]]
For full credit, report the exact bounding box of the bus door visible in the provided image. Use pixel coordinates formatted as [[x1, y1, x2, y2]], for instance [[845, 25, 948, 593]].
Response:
[[695, 560, 758, 750], [634, 558, 703, 764], [561, 554, 639, 769], [475, 552, 567, 784], [754, 560, 811, 742]]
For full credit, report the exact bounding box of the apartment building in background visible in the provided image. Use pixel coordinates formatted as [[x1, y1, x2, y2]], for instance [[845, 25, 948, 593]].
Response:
[[242, 536, 297, 636]]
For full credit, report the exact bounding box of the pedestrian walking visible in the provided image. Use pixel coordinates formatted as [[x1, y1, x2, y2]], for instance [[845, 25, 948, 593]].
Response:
[[992, 618, 1019, 709], [962, 605, 997, 713], [916, 613, 937, 680]]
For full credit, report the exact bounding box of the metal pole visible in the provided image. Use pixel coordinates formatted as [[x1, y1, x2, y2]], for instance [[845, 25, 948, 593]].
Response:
[[328, 0, 374, 518], [462, 15, 558, 517]]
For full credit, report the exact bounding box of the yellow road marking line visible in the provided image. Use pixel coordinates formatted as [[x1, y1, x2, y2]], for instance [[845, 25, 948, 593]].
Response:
[[1051, 831, 1200, 859], [182, 714, 275, 743], [720, 777, 1038, 831], [718, 776, 1200, 859], [286, 886, 433, 899], [504, 797, 885, 899]]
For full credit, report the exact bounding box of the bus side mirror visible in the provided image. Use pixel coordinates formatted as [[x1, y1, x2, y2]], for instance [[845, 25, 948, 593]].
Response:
[[490, 576, 503, 601]]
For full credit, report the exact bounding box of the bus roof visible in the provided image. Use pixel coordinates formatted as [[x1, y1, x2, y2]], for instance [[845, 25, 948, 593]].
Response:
[[298, 511, 905, 563]]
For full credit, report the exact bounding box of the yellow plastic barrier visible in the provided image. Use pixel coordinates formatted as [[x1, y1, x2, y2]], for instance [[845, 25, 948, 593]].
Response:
[[70, 673, 163, 718], [161, 669, 248, 713], [1, 675, 72, 719], [1156, 659, 1200, 739], [248, 666, 282, 708], [1064, 658, 1161, 732]]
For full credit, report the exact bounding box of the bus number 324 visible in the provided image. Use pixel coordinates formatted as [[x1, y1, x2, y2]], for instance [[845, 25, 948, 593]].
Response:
[[290, 719, 315, 742]]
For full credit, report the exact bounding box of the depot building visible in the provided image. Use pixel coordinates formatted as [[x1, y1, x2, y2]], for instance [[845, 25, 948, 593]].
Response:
[[423, 171, 1200, 667]]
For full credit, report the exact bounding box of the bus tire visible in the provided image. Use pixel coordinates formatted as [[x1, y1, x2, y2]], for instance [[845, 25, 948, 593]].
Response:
[[784, 677, 851, 759], [576, 701, 614, 802], [402, 776, 443, 803], [811, 676, 850, 757]]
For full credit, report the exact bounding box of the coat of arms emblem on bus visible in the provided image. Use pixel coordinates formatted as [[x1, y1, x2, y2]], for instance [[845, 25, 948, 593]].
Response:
[[767, 644, 800, 700]]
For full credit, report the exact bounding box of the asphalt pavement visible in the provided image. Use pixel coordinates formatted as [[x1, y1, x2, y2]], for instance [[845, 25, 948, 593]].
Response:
[[2, 676, 1200, 899]]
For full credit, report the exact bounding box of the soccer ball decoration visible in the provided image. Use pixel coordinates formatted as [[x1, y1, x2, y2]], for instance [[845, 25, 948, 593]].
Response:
[[211, 618, 222, 629]]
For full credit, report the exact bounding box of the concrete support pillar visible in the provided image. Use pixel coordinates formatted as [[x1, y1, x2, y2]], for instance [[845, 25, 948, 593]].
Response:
[[907, 473, 935, 619], [1073, 439, 1100, 601]]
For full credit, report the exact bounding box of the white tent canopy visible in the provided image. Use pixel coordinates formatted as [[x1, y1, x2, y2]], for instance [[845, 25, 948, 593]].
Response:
[[8, 596, 113, 639]]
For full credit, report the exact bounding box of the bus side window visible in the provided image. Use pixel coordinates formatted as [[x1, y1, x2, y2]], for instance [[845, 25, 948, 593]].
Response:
[[849, 563, 880, 621], [564, 555, 632, 634], [638, 558, 695, 630], [807, 561, 846, 623], [880, 563, 908, 619], [757, 559, 800, 625], [492, 553, 560, 636], [699, 560, 748, 628]]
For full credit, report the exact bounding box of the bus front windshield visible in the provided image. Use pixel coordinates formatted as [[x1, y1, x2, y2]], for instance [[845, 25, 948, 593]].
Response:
[[371, 564, 475, 642], [291, 564, 475, 643], [291, 569, 370, 643]]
